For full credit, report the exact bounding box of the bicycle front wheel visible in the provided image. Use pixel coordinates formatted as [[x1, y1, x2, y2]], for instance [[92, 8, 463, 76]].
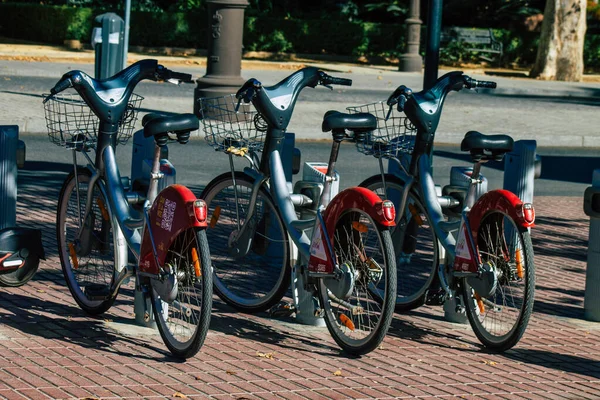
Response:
[[56, 169, 122, 315], [462, 210, 535, 351], [200, 172, 290, 313], [151, 228, 212, 359], [360, 174, 438, 311], [318, 208, 397, 355]]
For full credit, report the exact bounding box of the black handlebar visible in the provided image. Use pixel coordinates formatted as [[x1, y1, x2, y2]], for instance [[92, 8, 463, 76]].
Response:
[[45, 60, 193, 122], [321, 75, 352, 86], [464, 77, 497, 89]]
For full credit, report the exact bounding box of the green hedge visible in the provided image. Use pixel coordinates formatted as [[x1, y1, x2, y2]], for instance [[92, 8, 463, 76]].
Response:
[[0, 3, 598, 68], [0, 3, 94, 42], [244, 17, 405, 57]]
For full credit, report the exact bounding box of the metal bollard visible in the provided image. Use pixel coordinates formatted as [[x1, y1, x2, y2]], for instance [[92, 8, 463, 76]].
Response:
[[92, 13, 125, 80], [0, 126, 18, 230], [583, 170, 600, 321], [503, 140, 539, 204]]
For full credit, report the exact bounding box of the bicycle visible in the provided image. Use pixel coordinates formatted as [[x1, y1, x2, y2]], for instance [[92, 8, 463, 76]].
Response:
[[198, 67, 397, 355], [43, 59, 212, 359], [349, 71, 535, 351]]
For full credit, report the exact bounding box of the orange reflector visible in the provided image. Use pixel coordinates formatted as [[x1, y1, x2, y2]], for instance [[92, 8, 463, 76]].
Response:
[[408, 203, 423, 226], [191, 247, 201, 277], [515, 248, 524, 279], [209, 206, 221, 229], [339, 314, 355, 331], [352, 221, 368, 233], [69, 243, 79, 269], [96, 197, 109, 221], [475, 293, 485, 314]]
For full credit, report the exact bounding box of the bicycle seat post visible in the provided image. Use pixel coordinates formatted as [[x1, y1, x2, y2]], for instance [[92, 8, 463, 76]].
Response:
[[146, 144, 163, 206], [465, 161, 483, 209], [319, 130, 344, 208]]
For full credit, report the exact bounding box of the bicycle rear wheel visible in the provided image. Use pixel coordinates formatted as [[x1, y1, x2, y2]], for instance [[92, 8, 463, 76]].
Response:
[[200, 172, 290, 313], [462, 210, 535, 351], [151, 228, 212, 359], [318, 208, 396, 355], [57, 169, 123, 315], [360, 174, 438, 311]]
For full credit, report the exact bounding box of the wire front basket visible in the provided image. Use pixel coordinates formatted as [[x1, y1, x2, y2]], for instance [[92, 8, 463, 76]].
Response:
[[43, 91, 143, 148], [198, 94, 266, 153], [347, 101, 416, 157]]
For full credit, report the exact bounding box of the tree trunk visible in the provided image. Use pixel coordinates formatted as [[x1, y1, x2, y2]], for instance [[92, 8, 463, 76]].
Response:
[[530, 0, 587, 81]]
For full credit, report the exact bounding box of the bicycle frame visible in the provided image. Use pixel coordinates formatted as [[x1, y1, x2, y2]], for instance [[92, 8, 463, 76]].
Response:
[[71, 130, 206, 291]]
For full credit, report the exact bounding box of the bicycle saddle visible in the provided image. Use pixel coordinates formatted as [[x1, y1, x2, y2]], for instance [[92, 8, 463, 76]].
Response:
[[322, 111, 377, 132], [143, 113, 199, 137], [461, 130, 514, 161]]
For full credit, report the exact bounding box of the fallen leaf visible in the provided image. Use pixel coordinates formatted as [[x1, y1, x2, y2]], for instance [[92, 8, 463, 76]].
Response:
[[37, 289, 45, 293], [104, 319, 112, 323], [482, 360, 497, 366], [377, 76, 382, 80], [333, 370, 342, 376], [80, 397, 100, 400], [256, 351, 274, 359], [226, 370, 237, 375], [173, 392, 187, 398]]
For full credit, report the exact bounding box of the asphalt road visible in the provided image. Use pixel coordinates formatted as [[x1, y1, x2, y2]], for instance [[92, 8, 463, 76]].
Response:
[[19, 133, 597, 198]]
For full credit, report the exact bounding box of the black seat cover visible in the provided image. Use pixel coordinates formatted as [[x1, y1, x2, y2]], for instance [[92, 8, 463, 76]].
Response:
[[460, 131, 514, 153], [143, 113, 199, 138], [322, 111, 377, 132]]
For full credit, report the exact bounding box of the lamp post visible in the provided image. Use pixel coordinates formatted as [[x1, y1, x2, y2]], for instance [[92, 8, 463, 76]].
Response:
[[194, 0, 249, 115], [398, 0, 422, 72]]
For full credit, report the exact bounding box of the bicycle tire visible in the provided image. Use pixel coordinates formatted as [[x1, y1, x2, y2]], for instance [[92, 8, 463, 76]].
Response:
[[0, 256, 39, 287], [56, 169, 122, 315], [318, 208, 397, 355], [151, 227, 212, 359], [200, 171, 290, 313], [462, 210, 535, 352], [360, 174, 438, 312]]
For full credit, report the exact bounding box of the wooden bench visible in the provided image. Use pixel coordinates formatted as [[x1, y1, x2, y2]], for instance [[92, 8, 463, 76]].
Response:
[[440, 27, 503, 63]]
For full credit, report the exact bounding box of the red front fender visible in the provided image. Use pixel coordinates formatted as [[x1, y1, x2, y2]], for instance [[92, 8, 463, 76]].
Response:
[[139, 185, 207, 274], [468, 189, 535, 238]]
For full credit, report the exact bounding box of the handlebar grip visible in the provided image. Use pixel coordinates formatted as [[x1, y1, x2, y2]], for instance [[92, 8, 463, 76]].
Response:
[[327, 76, 352, 86], [476, 80, 497, 89], [170, 71, 193, 83], [51, 78, 72, 95]]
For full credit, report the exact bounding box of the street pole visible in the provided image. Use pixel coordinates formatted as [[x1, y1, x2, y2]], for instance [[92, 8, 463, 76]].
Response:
[[194, 0, 249, 115], [123, 0, 131, 69], [398, 0, 422, 72], [423, 0, 443, 90]]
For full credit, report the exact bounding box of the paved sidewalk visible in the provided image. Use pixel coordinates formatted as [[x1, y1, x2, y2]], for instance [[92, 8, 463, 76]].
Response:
[[0, 165, 598, 399]]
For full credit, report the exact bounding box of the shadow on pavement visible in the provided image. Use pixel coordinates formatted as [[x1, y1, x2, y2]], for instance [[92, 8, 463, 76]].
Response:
[[0, 289, 178, 361], [503, 348, 600, 380]]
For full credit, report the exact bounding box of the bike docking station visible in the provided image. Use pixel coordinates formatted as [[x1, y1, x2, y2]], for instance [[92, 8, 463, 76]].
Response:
[[129, 130, 176, 329], [277, 132, 339, 327], [0, 126, 45, 287], [583, 169, 600, 322]]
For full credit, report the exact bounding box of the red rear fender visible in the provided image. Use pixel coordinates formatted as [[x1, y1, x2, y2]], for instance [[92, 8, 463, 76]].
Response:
[[139, 185, 207, 274]]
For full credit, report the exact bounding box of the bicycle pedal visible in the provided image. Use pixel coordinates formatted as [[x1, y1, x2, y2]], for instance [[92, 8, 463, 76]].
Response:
[[424, 289, 447, 306], [269, 301, 296, 318], [84, 284, 110, 301]]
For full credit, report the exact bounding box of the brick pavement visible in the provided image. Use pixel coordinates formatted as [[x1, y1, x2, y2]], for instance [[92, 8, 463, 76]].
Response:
[[0, 167, 599, 399]]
